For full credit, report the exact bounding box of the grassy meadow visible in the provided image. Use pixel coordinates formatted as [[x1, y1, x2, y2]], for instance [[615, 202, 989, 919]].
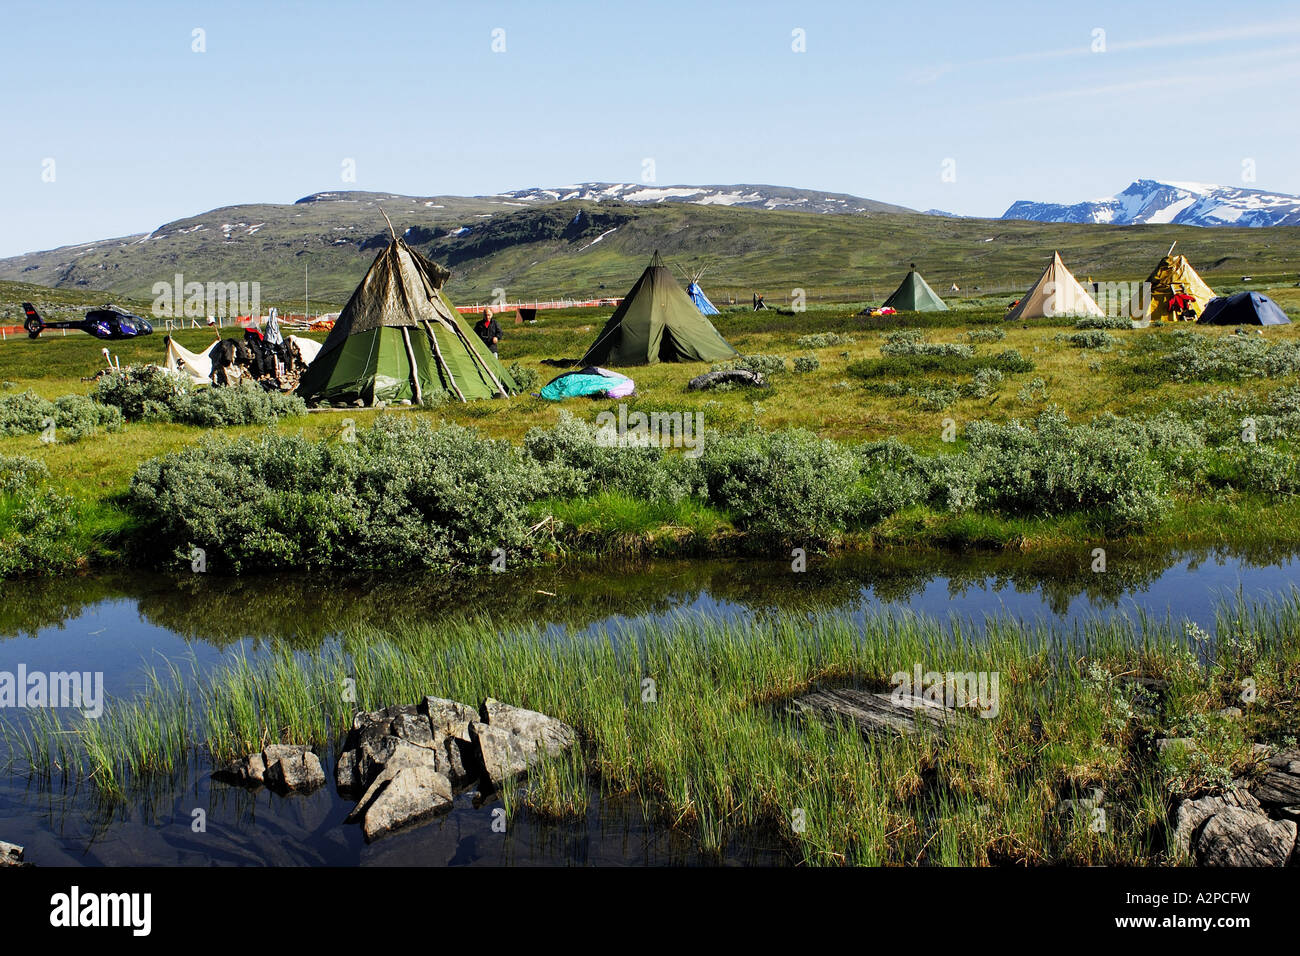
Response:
[[3, 278, 1300, 573]]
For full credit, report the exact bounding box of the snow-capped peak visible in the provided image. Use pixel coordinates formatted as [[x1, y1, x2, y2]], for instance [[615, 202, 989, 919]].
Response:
[[1002, 179, 1300, 228]]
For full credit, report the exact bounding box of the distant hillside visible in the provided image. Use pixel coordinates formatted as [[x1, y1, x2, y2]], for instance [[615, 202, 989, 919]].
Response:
[[1003, 180, 1300, 228], [3, 189, 1300, 312]]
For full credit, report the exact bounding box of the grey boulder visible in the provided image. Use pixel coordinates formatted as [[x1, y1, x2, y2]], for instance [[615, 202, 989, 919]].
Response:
[[262, 746, 326, 793], [215, 745, 324, 793], [471, 698, 576, 786], [361, 767, 454, 842]]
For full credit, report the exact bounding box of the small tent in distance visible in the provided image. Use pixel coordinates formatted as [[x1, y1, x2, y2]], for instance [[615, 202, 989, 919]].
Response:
[[1198, 291, 1291, 326], [882, 266, 948, 312], [1143, 246, 1216, 322], [580, 252, 738, 366], [685, 267, 720, 316], [296, 229, 517, 406], [1005, 251, 1104, 321]]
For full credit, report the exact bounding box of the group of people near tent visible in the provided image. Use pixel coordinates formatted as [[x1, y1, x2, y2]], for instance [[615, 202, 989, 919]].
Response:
[[157, 217, 1290, 411]]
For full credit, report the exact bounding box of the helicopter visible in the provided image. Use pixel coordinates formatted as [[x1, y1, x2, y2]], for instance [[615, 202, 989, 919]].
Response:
[[22, 302, 154, 341]]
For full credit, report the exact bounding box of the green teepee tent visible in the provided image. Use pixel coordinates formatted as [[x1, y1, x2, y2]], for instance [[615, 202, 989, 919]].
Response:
[[581, 252, 738, 366], [296, 233, 517, 406], [882, 266, 948, 312]]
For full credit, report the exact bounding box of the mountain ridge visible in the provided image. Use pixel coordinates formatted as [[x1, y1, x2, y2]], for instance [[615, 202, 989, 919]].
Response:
[[1003, 179, 1300, 228]]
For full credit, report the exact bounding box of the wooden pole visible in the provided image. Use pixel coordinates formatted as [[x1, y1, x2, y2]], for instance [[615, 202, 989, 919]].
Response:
[[400, 326, 424, 406]]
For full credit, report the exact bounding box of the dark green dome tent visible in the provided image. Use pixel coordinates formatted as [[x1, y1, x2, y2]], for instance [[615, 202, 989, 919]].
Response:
[[296, 234, 517, 406], [882, 266, 949, 312], [581, 253, 738, 366]]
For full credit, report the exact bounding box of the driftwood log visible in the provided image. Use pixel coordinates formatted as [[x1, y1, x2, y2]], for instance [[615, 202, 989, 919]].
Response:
[[687, 368, 768, 391], [792, 687, 952, 738]]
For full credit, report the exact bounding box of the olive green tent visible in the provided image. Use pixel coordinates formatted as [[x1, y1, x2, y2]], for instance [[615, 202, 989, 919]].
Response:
[[581, 253, 738, 366], [882, 267, 948, 312], [296, 235, 517, 406]]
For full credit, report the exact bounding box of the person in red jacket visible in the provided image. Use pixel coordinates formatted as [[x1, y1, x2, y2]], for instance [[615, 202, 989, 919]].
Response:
[[1167, 286, 1197, 321]]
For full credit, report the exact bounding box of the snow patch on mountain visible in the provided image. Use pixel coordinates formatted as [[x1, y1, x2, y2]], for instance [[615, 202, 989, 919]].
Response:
[[1002, 180, 1300, 227], [492, 182, 911, 215]]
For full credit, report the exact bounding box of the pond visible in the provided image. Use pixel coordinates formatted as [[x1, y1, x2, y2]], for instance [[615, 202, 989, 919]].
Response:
[[1, 544, 1296, 866]]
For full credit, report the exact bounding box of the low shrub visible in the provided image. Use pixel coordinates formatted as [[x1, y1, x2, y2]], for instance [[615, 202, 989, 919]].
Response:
[[91, 366, 187, 420], [965, 328, 1006, 343], [507, 361, 540, 392], [0, 390, 123, 441], [1075, 315, 1132, 330], [880, 331, 975, 358], [0, 455, 85, 577], [697, 427, 861, 543], [92, 366, 304, 425], [1151, 331, 1300, 383], [796, 333, 855, 349], [1060, 331, 1117, 349], [129, 417, 543, 573], [793, 355, 821, 374]]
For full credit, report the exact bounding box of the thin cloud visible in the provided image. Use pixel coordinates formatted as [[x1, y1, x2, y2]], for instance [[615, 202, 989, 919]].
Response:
[[914, 18, 1300, 84], [1004, 54, 1300, 106]]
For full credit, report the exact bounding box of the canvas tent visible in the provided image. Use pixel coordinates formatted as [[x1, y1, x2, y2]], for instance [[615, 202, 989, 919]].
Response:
[[1005, 252, 1104, 321], [164, 336, 221, 385], [580, 253, 738, 366], [1199, 292, 1291, 326], [1143, 251, 1216, 322], [296, 233, 517, 406], [882, 267, 948, 312], [686, 279, 720, 316], [684, 267, 720, 316]]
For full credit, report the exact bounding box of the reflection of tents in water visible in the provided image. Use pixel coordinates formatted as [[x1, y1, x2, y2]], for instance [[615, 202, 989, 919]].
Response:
[[296, 220, 517, 406]]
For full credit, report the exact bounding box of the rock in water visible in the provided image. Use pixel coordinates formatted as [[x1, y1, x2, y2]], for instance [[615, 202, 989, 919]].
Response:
[[216, 744, 324, 794], [336, 749, 360, 792], [1194, 808, 1296, 867], [1, 841, 24, 867], [346, 739, 443, 823], [390, 712, 436, 749], [263, 747, 327, 793], [471, 698, 576, 786], [361, 767, 454, 842], [421, 696, 478, 742]]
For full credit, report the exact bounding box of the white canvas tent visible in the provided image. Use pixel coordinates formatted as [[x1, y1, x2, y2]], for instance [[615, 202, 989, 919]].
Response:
[[1006, 252, 1105, 321], [164, 336, 220, 385], [163, 334, 321, 385]]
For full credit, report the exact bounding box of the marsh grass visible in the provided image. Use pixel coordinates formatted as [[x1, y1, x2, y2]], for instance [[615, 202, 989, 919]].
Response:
[[7, 594, 1297, 865]]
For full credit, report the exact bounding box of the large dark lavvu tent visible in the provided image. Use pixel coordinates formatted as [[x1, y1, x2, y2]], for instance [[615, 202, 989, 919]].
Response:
[[1198, 291, 1292, 326], [882, 266, 948, 312], [581, 253, 738, 366], [296, 233, 517, 406]]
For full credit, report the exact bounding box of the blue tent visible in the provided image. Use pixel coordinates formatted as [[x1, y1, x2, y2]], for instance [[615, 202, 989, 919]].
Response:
[[1199, 292, 1291, 326], [686, 280, 719, 316]]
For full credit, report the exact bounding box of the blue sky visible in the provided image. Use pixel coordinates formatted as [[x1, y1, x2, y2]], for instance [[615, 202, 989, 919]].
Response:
[[3, 0, 1299, 257]]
